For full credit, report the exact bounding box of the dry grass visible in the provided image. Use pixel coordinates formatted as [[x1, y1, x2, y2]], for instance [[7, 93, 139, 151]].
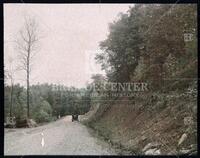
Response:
[[85, 93, 197, 155]]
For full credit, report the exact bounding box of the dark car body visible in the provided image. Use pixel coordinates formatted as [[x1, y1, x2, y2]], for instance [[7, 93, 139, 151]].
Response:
[[72, 114, 78, 122]]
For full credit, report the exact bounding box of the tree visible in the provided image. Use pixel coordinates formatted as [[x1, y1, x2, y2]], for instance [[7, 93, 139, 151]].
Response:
[[13, 84, 27, 120], [96, 4, 197, 91], [32, 98, 53, 123], [5, 57, 16, 118], [97, 5, 143, 83], [138, 4, 197, 90], [15, 17, 40, 118]]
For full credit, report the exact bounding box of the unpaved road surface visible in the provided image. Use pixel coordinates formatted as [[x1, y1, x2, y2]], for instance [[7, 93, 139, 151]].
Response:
[[4, 116, 116, 155]]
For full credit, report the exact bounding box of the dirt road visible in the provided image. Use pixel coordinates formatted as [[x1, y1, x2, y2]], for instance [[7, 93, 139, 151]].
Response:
[[4, 116, 116, 155]]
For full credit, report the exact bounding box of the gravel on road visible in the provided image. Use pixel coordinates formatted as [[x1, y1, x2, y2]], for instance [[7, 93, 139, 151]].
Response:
[[4, 116, 116, 155]]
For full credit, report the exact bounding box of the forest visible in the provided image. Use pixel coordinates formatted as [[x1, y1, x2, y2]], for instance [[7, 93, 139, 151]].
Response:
[[4, 4, 197, 126], [4, 83, 91, 123], [96, 4, 197, 89], [4, 4, 197, 155]]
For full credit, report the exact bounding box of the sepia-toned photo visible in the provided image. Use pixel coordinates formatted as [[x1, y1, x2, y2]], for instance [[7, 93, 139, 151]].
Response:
[[3, 3, 197, 156]]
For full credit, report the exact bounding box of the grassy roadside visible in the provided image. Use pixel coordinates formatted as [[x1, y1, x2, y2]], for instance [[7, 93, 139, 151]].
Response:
[[84, 121, 138, 155], [81, 90, 197, 155]]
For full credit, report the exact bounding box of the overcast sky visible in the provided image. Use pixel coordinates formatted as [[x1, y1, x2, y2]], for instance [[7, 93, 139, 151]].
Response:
[[4, 4, 134, 88]]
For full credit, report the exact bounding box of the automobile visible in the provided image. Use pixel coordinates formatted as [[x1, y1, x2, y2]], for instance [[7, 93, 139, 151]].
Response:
[[72, 114, 79, 122]]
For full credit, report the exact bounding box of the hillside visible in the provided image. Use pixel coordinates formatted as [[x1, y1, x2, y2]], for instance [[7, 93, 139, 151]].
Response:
[[82, 86, 197, 155], [81, 4, 197, 155]]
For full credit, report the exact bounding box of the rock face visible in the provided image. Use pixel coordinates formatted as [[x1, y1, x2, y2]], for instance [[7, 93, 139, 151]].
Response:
[[184, 117, 193, 126], [145, 148, 161, 155], [142, 142, 161, 152], [79, 104, 100, 122], [178, 133, 187, 146], [179, 148, 197, 155], [142, 142, 162, 155], [179, 144, 197, 155]]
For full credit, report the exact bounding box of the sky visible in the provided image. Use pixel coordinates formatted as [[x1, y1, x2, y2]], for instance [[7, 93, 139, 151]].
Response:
[[4, 4, 134, 88]]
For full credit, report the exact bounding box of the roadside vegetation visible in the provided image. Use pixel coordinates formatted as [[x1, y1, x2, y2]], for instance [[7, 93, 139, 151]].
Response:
[[4, 83, 91, 124], [82, 4, 197, 155], [4, 4, 197, 155]]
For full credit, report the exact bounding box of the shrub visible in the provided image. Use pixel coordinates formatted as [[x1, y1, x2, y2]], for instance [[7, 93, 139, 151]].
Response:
[[34, 110, 51, 123], [32, 99, 53, 123]]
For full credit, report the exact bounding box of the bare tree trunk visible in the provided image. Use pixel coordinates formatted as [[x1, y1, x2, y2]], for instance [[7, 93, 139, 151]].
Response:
[[10, 83, 13, 118], [27, 65, 30, 118], [26, 42, 31, 118], [15, 17, 40, 119]]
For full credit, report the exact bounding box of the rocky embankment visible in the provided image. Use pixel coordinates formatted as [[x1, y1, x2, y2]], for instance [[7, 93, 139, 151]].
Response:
[[82, 92, 197, 155]]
